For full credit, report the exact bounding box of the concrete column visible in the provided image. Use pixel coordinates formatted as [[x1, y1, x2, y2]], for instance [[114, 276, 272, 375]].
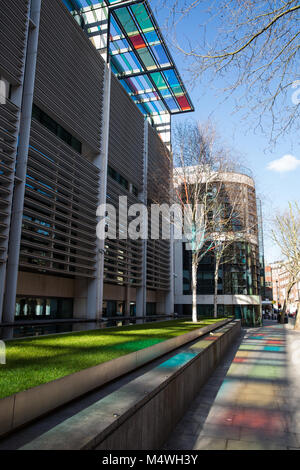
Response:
[[165, 220, 175, 316], [88, 63, 112, 324], [2, 0, 41, 334], [164, 125, 174, 317], [136, 120, 148, 321]]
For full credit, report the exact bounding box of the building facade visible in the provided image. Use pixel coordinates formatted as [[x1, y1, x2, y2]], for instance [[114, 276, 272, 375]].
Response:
[[0, 0, 193, 337], [174, 169, 263, 327], [268, 262, 300, 314]]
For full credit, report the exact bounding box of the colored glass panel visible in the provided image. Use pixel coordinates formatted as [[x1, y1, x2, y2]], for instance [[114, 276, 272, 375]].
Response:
[[144, 30, 160, 44], [115, 8, 138, 36], [163, 69, 179, 87], [110, 16, 122, 36], [160, 88, 172, 98], [131, 4, 154, 33], [136, 48, 156, 69], [164, 97, 179, 111], [110, 37, 130, 50], [150, 72, 168, 89], [130, 34, 146, 50], [176, 95, 191, 110], [152, 44, 169, 66]]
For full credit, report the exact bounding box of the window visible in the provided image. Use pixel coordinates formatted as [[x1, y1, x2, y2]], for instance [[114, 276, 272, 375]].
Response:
[[32, 104, 82, 154], [15, 297, 73, 319], [108, 165, 139, 195]]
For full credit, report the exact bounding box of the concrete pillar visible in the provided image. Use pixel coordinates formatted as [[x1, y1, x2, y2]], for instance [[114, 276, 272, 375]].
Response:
[[88, 63, 111, 324], [165, 220, 175, 316], [2, 0, 41, 335], [164, 124, 174, 317], [136, 120, 148, 322]]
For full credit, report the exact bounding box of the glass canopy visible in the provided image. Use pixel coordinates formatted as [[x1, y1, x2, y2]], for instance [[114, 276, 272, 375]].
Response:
[[63, 0, 194, 116]]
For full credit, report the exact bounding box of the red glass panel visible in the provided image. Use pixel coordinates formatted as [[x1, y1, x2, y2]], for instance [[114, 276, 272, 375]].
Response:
[[176, 95, 191, 110], [130, 34, 146, 50]]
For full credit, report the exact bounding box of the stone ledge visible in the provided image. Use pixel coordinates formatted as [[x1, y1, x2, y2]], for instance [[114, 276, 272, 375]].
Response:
[[0, 318, 231, 438], [21, 320, 241, 450]]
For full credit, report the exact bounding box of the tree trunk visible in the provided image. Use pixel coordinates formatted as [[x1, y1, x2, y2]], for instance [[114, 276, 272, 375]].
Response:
[[281, 284, 293, 324], [214, 263, 218, 319], [280, 299, 286, 324], [192, 261, 198, 323], [294, 306, 300, 330]]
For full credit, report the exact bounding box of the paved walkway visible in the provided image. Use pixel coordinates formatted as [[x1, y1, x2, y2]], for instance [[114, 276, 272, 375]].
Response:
[[164, 321, 300, 450]]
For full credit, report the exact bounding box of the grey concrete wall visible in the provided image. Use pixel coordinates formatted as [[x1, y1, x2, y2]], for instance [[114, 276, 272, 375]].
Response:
[[20, 320, 240, 450], [95, 322, 240, 450]]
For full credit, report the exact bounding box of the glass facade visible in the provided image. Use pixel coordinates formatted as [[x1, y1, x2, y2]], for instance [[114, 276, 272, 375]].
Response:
[[15, 296, 73, 319], [182, 242, 261, 326], [183, 242, 260, 297]]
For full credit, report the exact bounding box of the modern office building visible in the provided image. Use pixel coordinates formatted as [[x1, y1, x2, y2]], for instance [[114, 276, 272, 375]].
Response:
[[0, 0, 194, 337], [264, 265, 273, 301], [269, 262, 299, 315], [174, 168, 263, 327]]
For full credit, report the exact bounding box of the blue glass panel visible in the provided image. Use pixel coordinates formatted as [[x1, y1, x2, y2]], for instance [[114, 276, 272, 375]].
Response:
[[128, 50, 142, 69], [119, 79, 132, 95], [137, 104, 147, 115], [137, 74, 153, 90], [164, 97, 179, 111], [160, 88, 172, 98], [144, 30, 160, 44], [163, 69, 179, 87], [152, 44, 169, 65], [110, 16, 122, 36]]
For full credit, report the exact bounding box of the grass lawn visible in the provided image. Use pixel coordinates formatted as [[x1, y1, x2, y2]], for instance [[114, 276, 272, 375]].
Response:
[[0, 317, 228, 399]]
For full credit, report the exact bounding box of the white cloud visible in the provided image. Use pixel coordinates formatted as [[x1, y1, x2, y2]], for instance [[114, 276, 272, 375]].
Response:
[[267, 154, 300, 173]]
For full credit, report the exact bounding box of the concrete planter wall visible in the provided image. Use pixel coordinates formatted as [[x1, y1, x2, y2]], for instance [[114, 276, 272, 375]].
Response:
[[0, 318, 230, 438], [21, 320, 241, 450]]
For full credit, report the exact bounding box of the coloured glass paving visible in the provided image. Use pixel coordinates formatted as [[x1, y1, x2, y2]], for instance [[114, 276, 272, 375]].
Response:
[[62, 0, 194, 116]]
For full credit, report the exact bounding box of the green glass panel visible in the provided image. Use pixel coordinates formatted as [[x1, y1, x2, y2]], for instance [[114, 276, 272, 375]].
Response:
[[172, 85, 184, 96], [150, 72, 168, 89], [115, 8, 138, 35], [131, 4, 154, 33], [137, 48, 156, 68]]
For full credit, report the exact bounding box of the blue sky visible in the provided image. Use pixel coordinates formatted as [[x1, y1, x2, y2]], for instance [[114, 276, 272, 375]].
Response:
[[152, 0, 300, 263]]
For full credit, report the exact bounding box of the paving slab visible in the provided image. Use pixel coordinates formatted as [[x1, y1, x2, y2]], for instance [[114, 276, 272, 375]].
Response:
[[163, 321, 300, 450]]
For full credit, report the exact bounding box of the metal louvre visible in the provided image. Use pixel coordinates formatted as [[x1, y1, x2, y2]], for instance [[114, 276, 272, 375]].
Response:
[[20, 120, 99, 278], [0, 100, 19, 264], [34, 0, 105, 152], [0, 1, 29, 267], [103, 72, 145, 287], [147, 124, 171, 290], [109, 73, 144, 188], [105, 178, 143, 287], [0, 0, 29, 85]]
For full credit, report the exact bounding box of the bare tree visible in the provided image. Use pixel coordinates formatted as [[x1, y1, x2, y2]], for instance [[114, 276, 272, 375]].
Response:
[[172, 121, 239, 322], [272, 202, 300, 329], [158, 0, 300, 144], [206, 176, 258, 318]]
